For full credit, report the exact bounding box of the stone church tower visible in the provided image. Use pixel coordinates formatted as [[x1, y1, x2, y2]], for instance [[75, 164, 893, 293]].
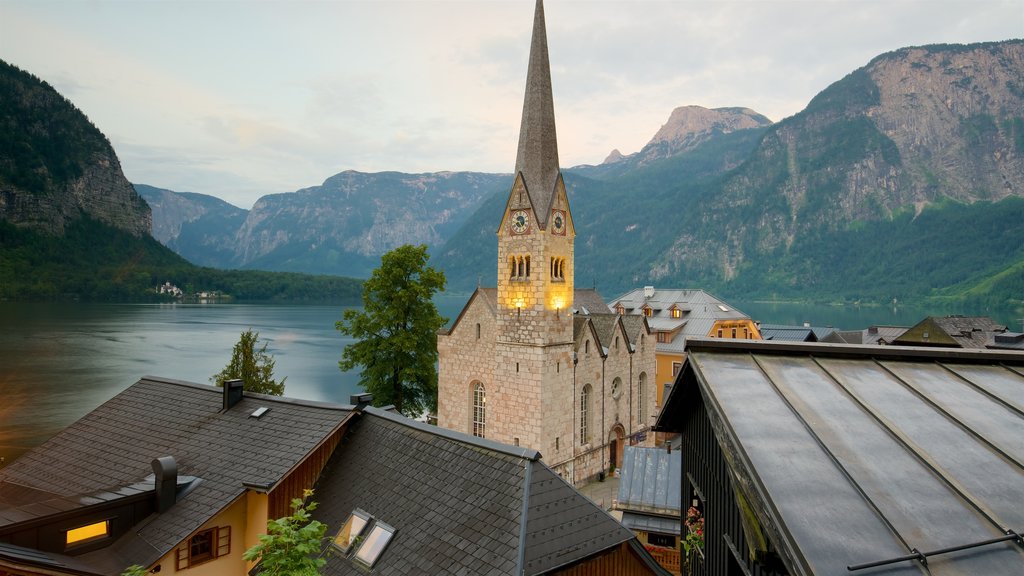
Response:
[[438, 0, 656, 485]]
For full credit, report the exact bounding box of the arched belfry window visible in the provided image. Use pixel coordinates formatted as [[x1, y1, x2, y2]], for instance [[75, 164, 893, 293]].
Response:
[[550, 257, 566, 281], [472, 382, 486, 438], [511, 254, 531, 281], [580, 384, 592, 444]]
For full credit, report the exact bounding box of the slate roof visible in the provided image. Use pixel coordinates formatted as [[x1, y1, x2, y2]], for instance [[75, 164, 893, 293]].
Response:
[[608, 288, 753, 354], [620, 315, 649, 346], [0, 377, 351, 573], [894, 315, 1008, 349], [572, 288, 608, 315], [616, 446, 681, 517], [758, 324, 817, 342], [313, 407, 641, 575], [514, 0, 561, 228], [659, 339, 1024, 576], [442, 287, 497, 335], [990, 331, 1024, 350], [822, 325, 908, 345]]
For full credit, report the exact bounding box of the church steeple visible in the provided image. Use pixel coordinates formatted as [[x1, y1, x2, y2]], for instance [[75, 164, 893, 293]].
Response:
[[514, 0, 561, 228]]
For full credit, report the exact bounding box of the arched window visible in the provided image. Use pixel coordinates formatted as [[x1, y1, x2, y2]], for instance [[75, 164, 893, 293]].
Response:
[[525, 255, 530, 278], [638, 372, 647, 423], [580, 384, 592, 444], [611, 377, 622, 400], [509, 256, 516, 279], [472, 382, 486, 438], [476, 323, 481, 339]]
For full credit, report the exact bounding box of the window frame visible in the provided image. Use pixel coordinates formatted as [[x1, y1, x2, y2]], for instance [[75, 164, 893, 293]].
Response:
[[64, 519, 111, 549], [472, 382, 486, 438], [580, 384, 592, 444], [353, 521, 397, 569], [331, 509, 371, 554]]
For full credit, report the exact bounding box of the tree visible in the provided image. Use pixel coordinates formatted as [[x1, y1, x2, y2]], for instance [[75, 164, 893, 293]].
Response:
[[336, 244, 447, 417], [211, 329, 286, 396], [120, 566, 147, 576], [243, 490, 327, 576]]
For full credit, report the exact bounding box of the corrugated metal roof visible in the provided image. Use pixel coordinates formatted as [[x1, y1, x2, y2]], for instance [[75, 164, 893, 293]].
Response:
[[608, 288, 752, 354], [673, 339, 1024, 575], [616, 446, 681, 516], [620, 512, 681, 536]]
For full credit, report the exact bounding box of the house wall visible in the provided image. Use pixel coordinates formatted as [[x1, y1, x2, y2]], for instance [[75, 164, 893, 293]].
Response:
[[554, 541, 663, 576], [152, 495, 248, 575]]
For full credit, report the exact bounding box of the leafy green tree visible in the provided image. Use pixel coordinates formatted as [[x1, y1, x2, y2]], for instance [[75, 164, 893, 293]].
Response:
[[211, 329, 286, 395], [120, 566, 147, 576], [243, 490, 327, 576], [336, 244, 447, 417]]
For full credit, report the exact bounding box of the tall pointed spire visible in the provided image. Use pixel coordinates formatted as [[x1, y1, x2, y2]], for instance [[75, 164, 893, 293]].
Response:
[[514, 0, 560, 228]]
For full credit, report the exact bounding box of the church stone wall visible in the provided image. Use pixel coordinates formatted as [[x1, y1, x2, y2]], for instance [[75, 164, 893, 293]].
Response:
[[437, 294, 495, 436]]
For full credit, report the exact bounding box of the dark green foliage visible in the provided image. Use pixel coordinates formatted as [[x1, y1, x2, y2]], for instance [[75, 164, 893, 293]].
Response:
[[0, 60, 111, 193], [0, 218, 362, 302], [337, 245, 447, 417], [212, 329, 286, 396]]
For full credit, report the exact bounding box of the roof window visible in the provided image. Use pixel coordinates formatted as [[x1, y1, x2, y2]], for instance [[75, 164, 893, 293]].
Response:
[[65, 519, 109, 547], [250, 407, 269, 418], [332, 509, 371, 553], [354, 522, 396, 568], [717, 304, 729, 312], [333, 510, 397, 569]]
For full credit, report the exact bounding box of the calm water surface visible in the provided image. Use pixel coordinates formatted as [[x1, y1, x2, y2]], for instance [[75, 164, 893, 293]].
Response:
[[1, 295, 1019, 467]]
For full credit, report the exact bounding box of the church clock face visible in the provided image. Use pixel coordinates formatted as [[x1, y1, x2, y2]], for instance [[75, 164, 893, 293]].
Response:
[[510, 210, 530, 234], [551, 210, 566, 236]]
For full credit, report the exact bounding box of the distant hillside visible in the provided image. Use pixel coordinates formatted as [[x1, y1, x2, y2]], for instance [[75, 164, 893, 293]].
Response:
[[0, 60, 151, 237], [440, 41, 1024, 305], [136, 184, 248, 268], [0, 60, 361, 302], [143, 171, 508, 278]]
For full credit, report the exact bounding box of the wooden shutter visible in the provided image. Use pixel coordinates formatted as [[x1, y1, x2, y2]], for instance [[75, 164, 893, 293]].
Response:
[[216, 525, 231, 557]]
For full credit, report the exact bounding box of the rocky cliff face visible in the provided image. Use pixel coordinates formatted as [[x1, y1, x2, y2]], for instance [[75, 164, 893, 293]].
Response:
[[0, 60, 151, 237], [135, 184, 247, 268], [659, 41, 1024, 282], [603, 105, 772, 167]]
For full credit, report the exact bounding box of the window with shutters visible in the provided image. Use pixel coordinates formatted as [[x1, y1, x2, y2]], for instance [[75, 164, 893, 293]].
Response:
[[175, 526, 230, 570]]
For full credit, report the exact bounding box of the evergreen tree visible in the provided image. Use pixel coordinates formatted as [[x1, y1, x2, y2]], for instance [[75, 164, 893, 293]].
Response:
[[211, 329, 286, 396], [336, 244, 447, 417]]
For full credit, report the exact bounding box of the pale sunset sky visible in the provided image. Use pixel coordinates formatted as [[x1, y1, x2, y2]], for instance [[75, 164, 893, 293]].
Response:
[[2, 0, 1021, 208]]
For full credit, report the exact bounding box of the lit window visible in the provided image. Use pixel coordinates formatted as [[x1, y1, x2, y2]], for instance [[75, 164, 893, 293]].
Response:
[[472, 382, 486, 438], [643, 307, 652, 317], [671, 308, 681, 318], [66, 520, 109, 546], [333, 510, 370, 554], [354, 522, 396, 568]]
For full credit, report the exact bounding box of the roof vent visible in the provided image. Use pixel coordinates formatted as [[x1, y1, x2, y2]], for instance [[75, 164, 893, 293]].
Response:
[[223, 379, 244, 411], [152, 456, 178, 513], [643, 286, 655, 299], [250, 407, 269, 419]]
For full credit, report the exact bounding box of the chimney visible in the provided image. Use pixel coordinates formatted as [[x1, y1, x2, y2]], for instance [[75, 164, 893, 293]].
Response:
[[223, 379, 244, 411], [666, 440, 672, 454], [643, 286, 655, 299], [152, 456, 178, 513], [350, 393, 373, 412], [868, 326, 878, 334]]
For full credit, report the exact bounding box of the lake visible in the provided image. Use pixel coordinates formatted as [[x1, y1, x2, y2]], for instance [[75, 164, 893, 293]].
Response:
[[1, 294, 1020, 467]]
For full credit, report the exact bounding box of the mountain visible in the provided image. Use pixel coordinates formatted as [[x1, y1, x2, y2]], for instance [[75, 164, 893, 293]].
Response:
[[572, 105, 772, 179], [135, 184, 248, 268], [0, 59, 361, 302], [440, 40, 1024, 305], [0, 60, 151, 236], [143, 171, 508, 278]]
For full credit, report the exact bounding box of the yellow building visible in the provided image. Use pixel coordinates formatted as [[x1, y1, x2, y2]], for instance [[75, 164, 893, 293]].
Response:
[[609, 287, 761, 408]]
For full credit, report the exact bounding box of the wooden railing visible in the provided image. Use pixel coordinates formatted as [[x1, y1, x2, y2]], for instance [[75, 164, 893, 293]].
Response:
[[644, 545, 681, 576]]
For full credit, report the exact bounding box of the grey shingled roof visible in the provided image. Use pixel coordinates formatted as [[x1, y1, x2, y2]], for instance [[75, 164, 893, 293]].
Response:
[[609, 288, 752, 353], [660, 339, 1024, 575], [588, 313, 622, 353], [514, 0, 561, 228], [759, 324, 816, 342], [572, 288, 608, 315], [620, 315, 649, 346], [894, 316, 1008, 349], [314, 407, 636, 576], [0, 377, 351, 572]]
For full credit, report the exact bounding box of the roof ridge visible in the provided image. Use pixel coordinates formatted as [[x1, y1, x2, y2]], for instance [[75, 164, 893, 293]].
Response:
[[138, 376, 355, 411], [362, 406, 541, 460]]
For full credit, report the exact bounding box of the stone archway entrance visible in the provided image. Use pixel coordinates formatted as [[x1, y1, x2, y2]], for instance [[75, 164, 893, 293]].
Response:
[[608, 424, 626, 472]]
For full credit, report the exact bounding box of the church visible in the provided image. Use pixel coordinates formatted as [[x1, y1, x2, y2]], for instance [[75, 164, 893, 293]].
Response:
[[437, 0, 657, 485]]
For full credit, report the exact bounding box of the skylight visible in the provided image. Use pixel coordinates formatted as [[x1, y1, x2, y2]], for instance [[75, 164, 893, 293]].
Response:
[[717, 304, 730, 312], [332, 509, 370, 553], [354, 521, 396, 568], [250, 406, 269, 418]]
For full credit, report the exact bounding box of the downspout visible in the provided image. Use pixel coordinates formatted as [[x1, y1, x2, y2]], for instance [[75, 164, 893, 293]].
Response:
[[601, 354, 606, 474], [629, 351, 633, 438], [572, 351, 578, 486]]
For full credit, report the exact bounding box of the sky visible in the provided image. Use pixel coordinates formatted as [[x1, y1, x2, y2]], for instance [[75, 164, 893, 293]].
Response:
[[2, 1, 1021, 209]]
